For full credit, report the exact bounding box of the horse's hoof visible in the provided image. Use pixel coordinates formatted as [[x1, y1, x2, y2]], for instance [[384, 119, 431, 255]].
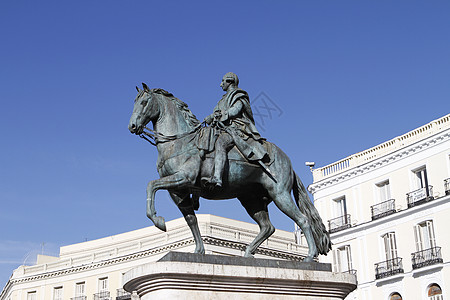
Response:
[[244, 252, 254, 258], [153, 216, 167, 232], [303, 256, 314, 263], [194, 248, 205, 255]]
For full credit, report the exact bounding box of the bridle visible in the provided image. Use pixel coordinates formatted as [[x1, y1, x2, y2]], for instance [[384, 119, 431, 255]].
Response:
[[139, 124, 201, 146]]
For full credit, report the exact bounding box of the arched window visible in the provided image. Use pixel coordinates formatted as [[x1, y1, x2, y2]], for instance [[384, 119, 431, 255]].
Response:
[[428, 283, 443, 300], [390, 292, 402, 300]]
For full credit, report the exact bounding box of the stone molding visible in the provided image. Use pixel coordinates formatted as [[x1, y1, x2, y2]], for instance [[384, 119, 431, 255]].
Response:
[[124, 253, 356, 299]]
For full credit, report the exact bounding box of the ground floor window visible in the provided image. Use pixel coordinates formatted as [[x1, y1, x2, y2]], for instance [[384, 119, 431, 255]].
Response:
[[390, 292, 402, 300], [428, 283, 443, 300]]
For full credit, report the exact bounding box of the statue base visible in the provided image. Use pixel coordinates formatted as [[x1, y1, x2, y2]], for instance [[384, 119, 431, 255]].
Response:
[[124, 252, 357, 299]]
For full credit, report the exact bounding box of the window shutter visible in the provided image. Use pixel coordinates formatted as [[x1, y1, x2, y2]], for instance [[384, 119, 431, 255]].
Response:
[[333, 249, 342, 272], [384, 234, 390, 260], [390, 233, 398, 259], [426, 221, 436, 249], [414, 224, 423, 252], [332, 249, 338, 272], [345, 245, 353, 272]]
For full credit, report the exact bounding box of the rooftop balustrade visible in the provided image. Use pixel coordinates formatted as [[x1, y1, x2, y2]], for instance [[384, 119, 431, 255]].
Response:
[[312, 114, 450, 182]]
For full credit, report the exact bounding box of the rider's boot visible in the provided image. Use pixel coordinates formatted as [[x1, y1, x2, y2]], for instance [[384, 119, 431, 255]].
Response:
[[206, 132, 233, 188], [210, 151, 225, 187]]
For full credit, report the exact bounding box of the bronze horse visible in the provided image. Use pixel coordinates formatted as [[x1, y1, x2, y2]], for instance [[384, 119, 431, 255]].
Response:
[[128, 83, 331, 261]]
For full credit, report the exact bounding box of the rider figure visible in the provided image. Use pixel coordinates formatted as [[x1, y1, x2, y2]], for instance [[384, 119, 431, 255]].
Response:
[[203, 72, 268, 187]]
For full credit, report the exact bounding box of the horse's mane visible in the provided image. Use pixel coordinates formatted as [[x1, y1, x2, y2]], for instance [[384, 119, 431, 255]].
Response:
[[151, 88, 200, 127]]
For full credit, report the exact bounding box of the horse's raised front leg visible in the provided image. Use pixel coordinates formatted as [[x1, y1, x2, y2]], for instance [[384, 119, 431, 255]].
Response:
[[170, 192, 205, 255], [146, 172, 192, 231]]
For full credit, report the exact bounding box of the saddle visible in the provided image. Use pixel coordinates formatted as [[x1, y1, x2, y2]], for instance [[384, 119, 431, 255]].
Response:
[[195, 126, 273, 165]]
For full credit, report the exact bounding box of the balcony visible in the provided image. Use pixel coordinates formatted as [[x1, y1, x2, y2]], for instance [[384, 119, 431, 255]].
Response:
[[370, 199, 396, 220], [407, 185, 434, 208], [375, 257, 404, 279], [116, 288, 131, 300], [94, 291, 111, 300], [411, 247, 443, 270], [328, 214, 351, 233], [445, 178, 450, 195], [70, 297, 87, 300], [343, 269, 357, 276]]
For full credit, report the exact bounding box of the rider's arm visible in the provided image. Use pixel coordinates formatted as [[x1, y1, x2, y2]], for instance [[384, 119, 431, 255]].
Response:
[[221, 99, 243, 122], [203, 114, 214, 124]]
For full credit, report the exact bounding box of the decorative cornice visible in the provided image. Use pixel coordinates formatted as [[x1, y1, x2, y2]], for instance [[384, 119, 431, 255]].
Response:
[[309, 130, 450, 194], [1, 235, 305, 297], [202, 236, 305, 261], [1, 238, 194, 295]]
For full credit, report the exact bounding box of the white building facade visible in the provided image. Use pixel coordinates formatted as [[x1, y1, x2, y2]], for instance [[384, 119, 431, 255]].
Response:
[[0, 214, 307, 300], [308, 113, 450, 300]]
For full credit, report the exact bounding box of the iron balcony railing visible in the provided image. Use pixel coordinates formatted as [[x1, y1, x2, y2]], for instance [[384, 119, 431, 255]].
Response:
[[407, 185, 434, 208], [94, 291, 111, 300], [370, 199, 396, 220], [116, 288, 131, 300], [445, 178, 450, 195], [328, 214, 351, 233], [375, 257, 404, 279], [70, 297, 87, 300], [343, 269, 357, 276], [411, 246, 443, 270]]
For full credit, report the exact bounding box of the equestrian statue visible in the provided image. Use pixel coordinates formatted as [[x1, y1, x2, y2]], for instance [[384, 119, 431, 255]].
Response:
[[128, 72, 331, 262]]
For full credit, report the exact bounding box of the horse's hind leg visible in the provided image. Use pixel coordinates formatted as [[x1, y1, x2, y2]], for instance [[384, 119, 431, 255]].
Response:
[[170, 192, 205, 254], [271, 191, 318, 262], [239, 196, 275, 258]]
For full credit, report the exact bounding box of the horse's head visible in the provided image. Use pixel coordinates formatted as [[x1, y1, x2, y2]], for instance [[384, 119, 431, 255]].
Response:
[[128, 83, 160, 135]]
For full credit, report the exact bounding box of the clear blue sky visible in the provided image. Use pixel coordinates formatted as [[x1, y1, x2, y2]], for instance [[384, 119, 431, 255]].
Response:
[[1, 1, 449, 289]]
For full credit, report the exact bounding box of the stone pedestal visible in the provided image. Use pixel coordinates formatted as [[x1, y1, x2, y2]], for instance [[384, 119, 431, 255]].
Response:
[[124, 252, 357, 300]]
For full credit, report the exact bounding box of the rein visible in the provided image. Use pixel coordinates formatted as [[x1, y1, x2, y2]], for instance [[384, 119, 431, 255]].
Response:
[[139, 124, 201, 146]]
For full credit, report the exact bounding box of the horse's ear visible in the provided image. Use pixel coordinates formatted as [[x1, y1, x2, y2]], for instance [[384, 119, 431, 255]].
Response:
[[136, 86, 141, 92], [142, 83, 150, 92]]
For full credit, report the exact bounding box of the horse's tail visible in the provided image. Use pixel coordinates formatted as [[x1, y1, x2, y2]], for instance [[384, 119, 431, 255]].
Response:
[[292, 171, 332, 255]]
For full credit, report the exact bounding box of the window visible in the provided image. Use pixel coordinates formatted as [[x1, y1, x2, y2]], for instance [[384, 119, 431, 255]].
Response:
[[27, 292, 37, 300], [98, 277, 108, 292], [376, 180, 391, 202], [414, 167, 429, 189], [383, 232, 398, 261], [333, 196, 347, 217], [428, 283, 443, 300], [333, 245, 353, 273], [53, 287, 63, 300], [390, 292, 403, 300], [414, 220, 436, 251], [75, 282, 85, 297]]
